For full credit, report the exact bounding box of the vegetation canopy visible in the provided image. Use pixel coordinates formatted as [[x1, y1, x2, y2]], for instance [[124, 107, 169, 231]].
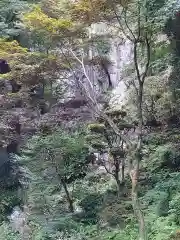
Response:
[[0, 0, 180, 240]]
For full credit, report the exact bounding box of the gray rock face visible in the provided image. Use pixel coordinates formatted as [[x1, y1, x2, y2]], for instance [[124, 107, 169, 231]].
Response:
[[0, 151, 31, 190]]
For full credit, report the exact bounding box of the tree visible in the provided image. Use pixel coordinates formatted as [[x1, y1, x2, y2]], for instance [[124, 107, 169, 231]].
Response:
[[0, 0, 29, 41], [18, 0, 178, 238], [22, 1, 147, 238], [86, 110, 130, 196], [23, 5, 73, 52], [24, 130, 89, 213], [67, 0, 162, 239], [66, 2, 150, 239]]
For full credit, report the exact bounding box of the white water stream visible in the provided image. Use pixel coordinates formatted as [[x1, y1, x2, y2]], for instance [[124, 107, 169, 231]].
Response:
[[90, 22, 133, 107]]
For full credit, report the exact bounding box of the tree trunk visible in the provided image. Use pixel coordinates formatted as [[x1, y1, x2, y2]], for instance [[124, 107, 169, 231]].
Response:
[[121, 158, 125, 184], [114, 157, 125, 196], [114, 157, 120, 191], [130, 157, 147, 240], [129, 87, 147, 240], [115, 176, 123, 195], [60, 178, 74, 213]]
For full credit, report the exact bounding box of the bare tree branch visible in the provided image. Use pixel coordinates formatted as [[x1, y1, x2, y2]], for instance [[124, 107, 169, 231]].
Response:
[[131, 78, 139, 95], [141, 31, 151, 83], [69, 49, 133, 146], [137, 0, 141, 40], [111, 5, 133, 41], [103, 160, 114, 176], [124, 8, 136, 41], [70, 49, 98, 102], [133, 42, 142, 84]]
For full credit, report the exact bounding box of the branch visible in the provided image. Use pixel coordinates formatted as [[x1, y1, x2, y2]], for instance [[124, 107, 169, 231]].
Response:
[[141, 30, 151, 84], [132, 4, 150, 87], [133, 41, 141, 84], [78, 78, 97, 106], [124, 8, 136, 41], [69, 47, 132, 147], [70, 49, 97, 100], [58, 45, 81, 88], [101, 112, 132, 146], [59, 45, 98, 107], [137, 0, 141, 41], [132, 1, 142, 85], [103, 160, 114, 176], [131, 78, 139, 95], [111, 6, 133, 42]]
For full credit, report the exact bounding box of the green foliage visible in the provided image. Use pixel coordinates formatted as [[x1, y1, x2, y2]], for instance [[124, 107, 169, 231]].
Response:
[[24, 5, 72, 33], [95, 38, 111, 56], [110, 147, 125, 157], [144, 129, 180, 146], [24, 129, 88, 180], [142, 188, 168, 207], [0, 190, 21, 222], [23, 4, 73, 50], [148, 214, 178, 240], [156, 195, 170, 217], [88, 123, 105, 134], [140, 172, 180, 239], [77, 193, 103, 224], [1, 0, 180, 239], [144, 143, 180, 172], [169, 194, 180, 224], [106, 109, 127, 118], [55, 215, 81, 232], [0, 223, 20, 240], [0, 0, 29, 39], [151, 41, 171, 74]]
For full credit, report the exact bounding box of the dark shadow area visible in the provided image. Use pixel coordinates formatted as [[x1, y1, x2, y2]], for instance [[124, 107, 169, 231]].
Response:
[[72, 188, 132, 228], [0, 59, 11, 74]]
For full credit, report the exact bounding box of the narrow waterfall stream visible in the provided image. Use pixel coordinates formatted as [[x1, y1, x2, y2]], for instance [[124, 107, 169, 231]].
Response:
[[109, 39, 133, 106], [9, 205, 31, 239], [9, 206, 25, 232], [8, 163, 32, 238]]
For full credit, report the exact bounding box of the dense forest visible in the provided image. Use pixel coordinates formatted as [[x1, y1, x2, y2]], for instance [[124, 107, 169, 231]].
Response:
[[1, 0, 180, 239]]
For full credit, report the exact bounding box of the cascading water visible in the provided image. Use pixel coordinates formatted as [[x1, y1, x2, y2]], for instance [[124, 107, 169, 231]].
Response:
[[9, 206, 25, 233], [109, 39, 133, 107], [7, 157, 32, 237], [90, 22, 133, 107]]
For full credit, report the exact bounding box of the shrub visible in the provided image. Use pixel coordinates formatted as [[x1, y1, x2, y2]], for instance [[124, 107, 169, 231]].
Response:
[[77, 193, 103, 224], [0, 223, 19, 240], [169, 194, 180, 224], [145, 144, 180, 172], [0, 190, 21, 222]]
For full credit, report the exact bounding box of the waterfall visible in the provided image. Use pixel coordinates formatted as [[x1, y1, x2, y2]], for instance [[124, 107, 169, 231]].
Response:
[[7, 155, 32, 237], [9, 205, 31, 238], [90, 22, 133, 107], [109, 39, 133, 107], [9, 206, 25, 233], [109, 38, 133, 87]]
